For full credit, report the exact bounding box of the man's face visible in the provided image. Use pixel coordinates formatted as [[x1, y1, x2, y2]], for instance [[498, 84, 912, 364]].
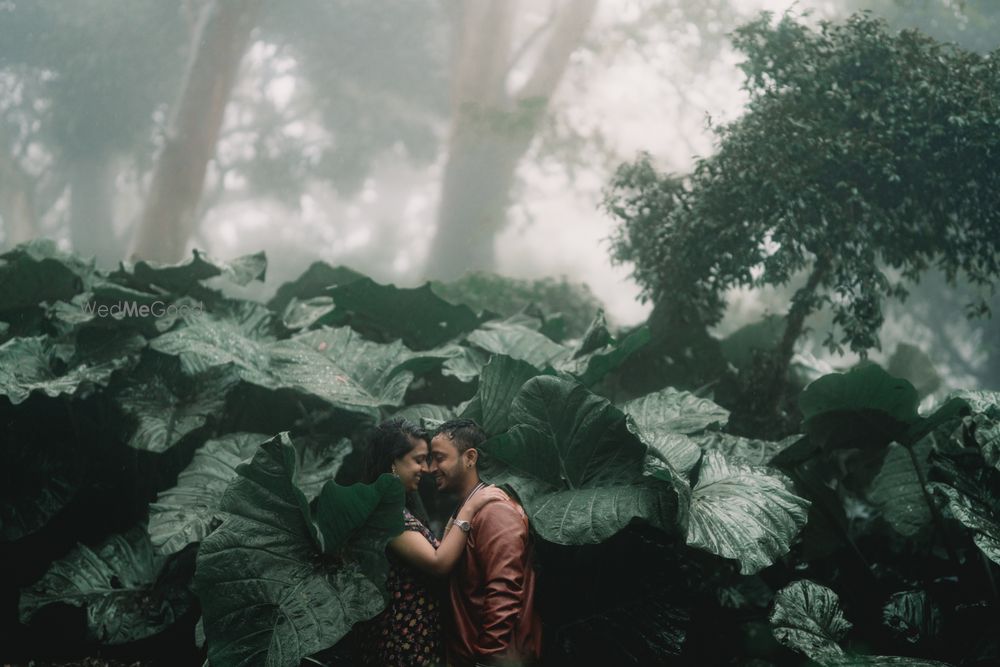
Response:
[[429, 433, 471, 492]]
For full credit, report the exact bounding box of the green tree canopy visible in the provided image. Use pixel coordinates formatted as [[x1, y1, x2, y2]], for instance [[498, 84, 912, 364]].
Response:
[[606, 11, 1000, 416]]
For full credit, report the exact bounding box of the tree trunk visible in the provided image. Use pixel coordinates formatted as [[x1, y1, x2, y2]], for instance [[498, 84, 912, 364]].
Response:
[[0, 129, 38, 248], [129, 0, 261, 263], [69, 152, 121, 266], [425, 0, 598, 280], [428, 117, 531, 277], [762, 254, 833, 416]]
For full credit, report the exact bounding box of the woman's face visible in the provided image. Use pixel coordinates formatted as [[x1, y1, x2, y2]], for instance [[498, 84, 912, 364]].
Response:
[[394, 437, 429, 492]]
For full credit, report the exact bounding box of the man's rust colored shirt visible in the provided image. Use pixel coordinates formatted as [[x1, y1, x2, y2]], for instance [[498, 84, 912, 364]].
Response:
[[445, 495, 542, 665]]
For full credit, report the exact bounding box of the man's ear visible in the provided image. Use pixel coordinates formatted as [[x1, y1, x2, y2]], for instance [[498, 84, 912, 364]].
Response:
[[465, 448, 479, 468]]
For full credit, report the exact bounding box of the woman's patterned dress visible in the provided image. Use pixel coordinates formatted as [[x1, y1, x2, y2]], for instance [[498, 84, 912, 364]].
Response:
[[356, 508, 444, 666]]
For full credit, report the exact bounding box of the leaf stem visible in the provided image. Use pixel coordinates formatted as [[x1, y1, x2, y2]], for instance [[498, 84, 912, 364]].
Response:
[[906, 443, 962, 574]]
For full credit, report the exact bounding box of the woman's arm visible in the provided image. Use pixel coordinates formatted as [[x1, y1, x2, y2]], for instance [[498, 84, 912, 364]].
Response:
[[389, 486, 507, 577]]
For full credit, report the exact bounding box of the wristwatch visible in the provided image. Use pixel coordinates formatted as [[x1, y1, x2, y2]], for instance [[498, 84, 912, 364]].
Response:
[[453, 518, 472, 533]]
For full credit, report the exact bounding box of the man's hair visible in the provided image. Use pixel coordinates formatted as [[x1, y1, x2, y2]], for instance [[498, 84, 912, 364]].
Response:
[[433, 418, 486, 454]]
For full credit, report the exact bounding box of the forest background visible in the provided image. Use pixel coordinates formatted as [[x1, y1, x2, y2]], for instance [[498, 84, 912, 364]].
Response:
[[4, 1, 1000, 665], [3, 0, 998, 397]]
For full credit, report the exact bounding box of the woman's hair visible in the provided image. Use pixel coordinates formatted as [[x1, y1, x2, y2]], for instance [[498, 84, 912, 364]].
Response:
[[362, 417, 428, 484]]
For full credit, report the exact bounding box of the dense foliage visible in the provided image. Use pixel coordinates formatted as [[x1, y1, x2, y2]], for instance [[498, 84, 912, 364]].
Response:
[[2, 240, 999, 666], [606, 12, 1000, 422]]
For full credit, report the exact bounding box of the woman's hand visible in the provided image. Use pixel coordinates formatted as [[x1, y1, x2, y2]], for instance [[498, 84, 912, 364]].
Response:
[[391, 486, 510, 577], [465, 485, 508, 515]]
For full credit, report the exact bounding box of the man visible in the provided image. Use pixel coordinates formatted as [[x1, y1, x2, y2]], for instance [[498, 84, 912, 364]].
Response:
[[428, 418, 542, 666]]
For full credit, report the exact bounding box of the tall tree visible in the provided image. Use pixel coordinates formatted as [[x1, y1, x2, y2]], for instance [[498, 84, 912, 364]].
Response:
[[425, 0, 599, 279], [129, 0, 262, 263], [0, 0, 187, 262], [607, 13, 1000, 432]]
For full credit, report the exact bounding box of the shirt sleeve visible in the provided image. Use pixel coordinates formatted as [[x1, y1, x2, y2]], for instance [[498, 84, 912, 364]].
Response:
[[473, 502, 529, 656]]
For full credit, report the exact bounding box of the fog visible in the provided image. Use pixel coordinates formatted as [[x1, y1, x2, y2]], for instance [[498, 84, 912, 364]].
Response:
[[2, 0, 998, 390]]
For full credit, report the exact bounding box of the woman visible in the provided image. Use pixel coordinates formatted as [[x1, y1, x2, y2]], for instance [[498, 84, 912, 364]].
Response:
[[356, 417, 506, 666]]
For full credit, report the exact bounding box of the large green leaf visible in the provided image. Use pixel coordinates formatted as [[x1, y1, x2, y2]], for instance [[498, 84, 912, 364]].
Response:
[[293, 435, 354, 502], [149, 301, 276, 380], [949, 390, 1000, 418], [148, 432, 270, 555], [558, 310, 650, 386], [441, 346, 491, 383], [267, 261, 363, 314], [126, 249, 266, 292], [479, 376, 683, 544], [0, 329, 144, 405], [622, 388, 729, 476], [116, 359, 240, 453], [149, 432, 350, 555], [624, 387, 730, 435], [294, 326, 456, 407], [694, 431, 798, 468], [687, 452, 809, 574], [151, 308, 395, 415], [868, 438, 933, 537], [279, 296, 336, 331], [195, 433, 403, 667], [770, 580, 851, 662], [965, 413, 1000, 470], [573, 309, 613, 356], [929, 415, 1000, 566], [932, 482, 1000, 566], [327, 278, 481, 349], [771, 580, 953, 667], [462, 354, 548, 437], [882, 590, 941, 645], [800, 365, 920, 449], [19, 524, 192, 644], [0, 239, 92, 312], [564, 328, 651, 386], [467, 318, 572, 370]]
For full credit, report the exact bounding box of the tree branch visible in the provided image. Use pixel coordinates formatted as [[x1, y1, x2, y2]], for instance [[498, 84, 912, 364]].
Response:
[[513, 0, 598, 103], [506, 1, 559, 78]]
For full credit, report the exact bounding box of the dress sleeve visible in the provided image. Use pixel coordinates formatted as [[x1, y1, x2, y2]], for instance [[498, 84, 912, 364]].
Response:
[[402, 509, 424, 532], [473, 502, 529, 656]]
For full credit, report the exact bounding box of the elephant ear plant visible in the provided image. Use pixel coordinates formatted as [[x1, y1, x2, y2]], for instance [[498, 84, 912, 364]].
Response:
[[476, 374, 811, 575], [9, 240, 1000, 665], [194, 433, 404, 667]]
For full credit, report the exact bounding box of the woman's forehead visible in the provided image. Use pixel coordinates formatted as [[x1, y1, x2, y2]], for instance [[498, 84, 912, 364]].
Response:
[[406, 437, 428, 454]]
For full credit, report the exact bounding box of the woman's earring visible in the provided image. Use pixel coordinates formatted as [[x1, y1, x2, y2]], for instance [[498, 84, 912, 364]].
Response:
[[391, 465, 399, 478]]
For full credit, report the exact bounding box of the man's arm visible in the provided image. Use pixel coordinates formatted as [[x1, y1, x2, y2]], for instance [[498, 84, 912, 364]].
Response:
[[474, 502, 530, 657]]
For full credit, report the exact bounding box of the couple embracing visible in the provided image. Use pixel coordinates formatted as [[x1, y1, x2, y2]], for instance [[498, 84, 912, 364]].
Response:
[[355, 418, 542, 667]]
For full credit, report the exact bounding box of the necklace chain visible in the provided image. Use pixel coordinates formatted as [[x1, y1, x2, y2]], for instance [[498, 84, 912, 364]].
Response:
[[454, 481, 485, 517]]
